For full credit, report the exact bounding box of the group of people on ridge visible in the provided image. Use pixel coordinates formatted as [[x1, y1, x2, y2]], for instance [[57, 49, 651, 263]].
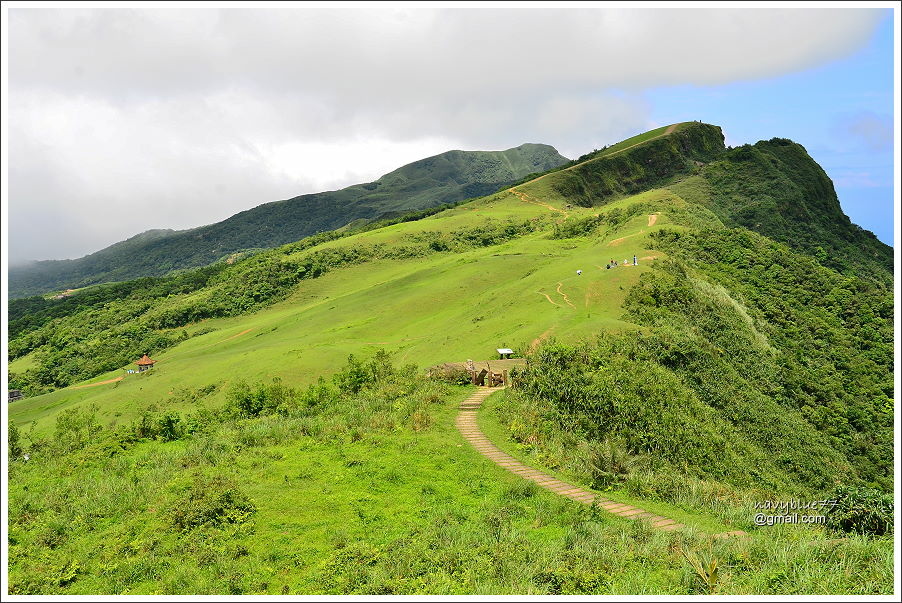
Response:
[[606, 255, 637, 270]]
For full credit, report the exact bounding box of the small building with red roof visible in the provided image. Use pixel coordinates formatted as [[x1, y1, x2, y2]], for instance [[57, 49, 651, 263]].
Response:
[[136, 354, 157, 372]]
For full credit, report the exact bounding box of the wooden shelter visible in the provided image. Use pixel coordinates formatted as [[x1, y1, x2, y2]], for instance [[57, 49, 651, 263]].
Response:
[[136, 354, 157, 372], [429, 358, 525, 387]]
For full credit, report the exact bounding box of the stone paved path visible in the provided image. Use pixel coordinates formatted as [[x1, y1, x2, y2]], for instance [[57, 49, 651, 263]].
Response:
[[456, 387, 685, 532]]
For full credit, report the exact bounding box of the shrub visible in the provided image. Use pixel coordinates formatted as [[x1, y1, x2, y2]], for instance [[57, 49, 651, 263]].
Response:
[[299, 377, 339, 409], [332, 355, 370, 395], [168, 475, 256, 531], [410, 409, 432, 432], [227, 377, 298, 418], [157, 412, 183, 442], [333, 350, 395, 395], [550, 215, 603, 239], [825, 485, 893, 536], [427, 364, 471, 385], [9, 420, 23, 459], [581, 437, 642, 490], [54, 405, 102, 453], [680, 544, 721, 594]]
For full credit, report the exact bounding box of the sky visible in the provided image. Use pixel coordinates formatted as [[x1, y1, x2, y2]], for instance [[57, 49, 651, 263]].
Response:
[[3, 4, 897, 264]]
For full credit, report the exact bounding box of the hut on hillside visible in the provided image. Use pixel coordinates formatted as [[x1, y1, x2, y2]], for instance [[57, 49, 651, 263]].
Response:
[[136, 354, 157, 373]]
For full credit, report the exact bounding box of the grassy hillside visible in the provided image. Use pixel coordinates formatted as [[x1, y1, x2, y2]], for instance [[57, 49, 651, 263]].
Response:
[[540, 122, 725, 208], [7, 122, 893, 595], [9, 144, 569, 299]]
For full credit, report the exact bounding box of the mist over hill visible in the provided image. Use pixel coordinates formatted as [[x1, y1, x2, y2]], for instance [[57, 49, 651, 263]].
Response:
[[8, 143, 568, 298]]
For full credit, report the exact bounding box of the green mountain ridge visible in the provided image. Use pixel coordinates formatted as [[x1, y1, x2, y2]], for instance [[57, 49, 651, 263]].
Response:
[[8, 143, 569, 299], [7, 122, 893, 595], [698, 138, 892, 281]]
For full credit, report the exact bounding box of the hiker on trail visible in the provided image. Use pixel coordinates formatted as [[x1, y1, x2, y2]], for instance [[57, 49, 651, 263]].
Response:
[[623, 258, 628, 266], [606, 263, 611, 270], [577, 269, 582, 275], [633, 255, 637, 266]]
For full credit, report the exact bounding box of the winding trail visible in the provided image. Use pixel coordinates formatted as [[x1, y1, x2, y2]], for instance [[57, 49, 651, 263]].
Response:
[[529, 327, 555, 353], [456, 387, 748, 538], [456, 388, 685, 531], [71, 376, 123, 390], [607, 231, 644, 247], [194, 327, 256, 353], [648, 214, 659, 227], [556, 282, 576, 308], [511, 188, 568, 216], [537, 292, 563, 308], [222, 328, 253, 342], [363, 335, 427, 346]]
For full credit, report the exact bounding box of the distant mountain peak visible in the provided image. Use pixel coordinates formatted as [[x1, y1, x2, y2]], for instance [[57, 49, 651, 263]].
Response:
[[9, 144, 569, 298]]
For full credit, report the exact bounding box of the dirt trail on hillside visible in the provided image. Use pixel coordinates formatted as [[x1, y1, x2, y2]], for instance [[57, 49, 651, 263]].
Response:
[[222, 328, 253, 342], [556, 282, 576, 308], [607, 230, 645, 247], [648, 214, 658, 227], [538, 292, 564, 308], [71, 377, 123, 390], [529, 327, 555, 352], [511, 188, 568, 216], [561, 124, 680, 172], [566, 139, 655, 168], [363, 336, 427, 346], [193, 327, 255, 353]]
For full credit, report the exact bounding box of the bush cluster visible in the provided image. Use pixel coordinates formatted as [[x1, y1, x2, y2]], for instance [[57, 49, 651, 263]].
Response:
[[168, 475, 257, 531], [825, 485, 893, 536]]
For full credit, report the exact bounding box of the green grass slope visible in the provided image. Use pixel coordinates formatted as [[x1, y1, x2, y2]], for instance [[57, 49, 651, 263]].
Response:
[[8, 122, 893, 595], [8, 189, 653, 420], [11, 377, 890, 595], [9, 143, 569, 299], [527, 122, 725, 208]]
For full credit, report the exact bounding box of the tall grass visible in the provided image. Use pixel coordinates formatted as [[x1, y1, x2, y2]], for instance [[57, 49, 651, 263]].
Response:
[[8, 352, 893, 595]]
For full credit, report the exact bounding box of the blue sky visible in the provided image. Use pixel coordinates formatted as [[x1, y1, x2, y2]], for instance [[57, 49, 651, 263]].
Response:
[[644, 10, 895, 245]]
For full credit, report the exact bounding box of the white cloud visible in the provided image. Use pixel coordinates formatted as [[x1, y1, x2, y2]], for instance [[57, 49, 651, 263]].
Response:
[[832, 111, 894, 152], [6, 6, 885, 261], [830, 170, 890, 189]]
